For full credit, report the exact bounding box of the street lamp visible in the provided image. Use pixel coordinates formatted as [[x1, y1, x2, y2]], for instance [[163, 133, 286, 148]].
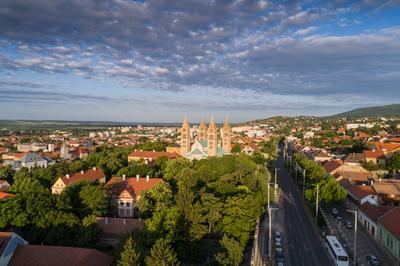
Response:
[[268, 206, 279, 262], [274, 168, 279, 198], [267, 182, 274, 212], [315, 184, 319, 223], [347, 209, 358, 266]]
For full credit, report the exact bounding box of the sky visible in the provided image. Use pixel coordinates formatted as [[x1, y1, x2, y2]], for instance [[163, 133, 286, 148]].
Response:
[[0, 0, 400, 123]]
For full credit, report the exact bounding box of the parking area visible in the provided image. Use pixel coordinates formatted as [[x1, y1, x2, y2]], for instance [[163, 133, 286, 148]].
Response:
[[322, 201, 398, 266]]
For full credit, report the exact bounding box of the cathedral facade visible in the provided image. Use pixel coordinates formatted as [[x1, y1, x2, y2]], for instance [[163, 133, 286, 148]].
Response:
[[180, 115, 232, 160]]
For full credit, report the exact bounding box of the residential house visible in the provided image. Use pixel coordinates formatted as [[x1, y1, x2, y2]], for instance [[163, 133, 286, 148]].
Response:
[[128, 150, 179, 163], [0, 180, 10, 192], [346, 185, 378, 206], [363, 149, 386, 165], [0, 232, 114, 266], [322, 160, 342, 175], [51, 167, 106, 194], [359, 202, 392, 239], [337, 171, 370, 186], [373, 179, 400, 206], [344, 153, 365, 166], [370, 142, 400, 158], [240, 144, 260, 155], [0, 192, 15, 201], [106, 175, 163, 217], [311, 150, 332, 162], [377, 208, 400, 261]]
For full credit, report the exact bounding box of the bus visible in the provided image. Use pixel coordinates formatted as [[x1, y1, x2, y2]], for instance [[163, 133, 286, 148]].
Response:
[[325, 235, 349, 266]]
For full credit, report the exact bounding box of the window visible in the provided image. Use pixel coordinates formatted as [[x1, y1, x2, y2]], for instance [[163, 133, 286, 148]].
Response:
[[120, 202, 124, 206], [126, 202, 130, 207]]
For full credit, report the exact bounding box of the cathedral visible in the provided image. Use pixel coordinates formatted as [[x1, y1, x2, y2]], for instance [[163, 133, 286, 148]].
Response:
[[180, 115, 232, 160]]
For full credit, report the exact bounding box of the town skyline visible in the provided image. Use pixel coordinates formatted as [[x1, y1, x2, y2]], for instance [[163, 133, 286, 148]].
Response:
[[1, 1, 400, 122]]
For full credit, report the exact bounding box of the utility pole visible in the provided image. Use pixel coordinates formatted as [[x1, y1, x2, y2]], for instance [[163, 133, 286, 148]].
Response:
[[315, 184, 319, 223], [268, 207, 279, 262], [274, 168, 279, 198], [347, 210, 358, 265], [302, 169, 306, 198]]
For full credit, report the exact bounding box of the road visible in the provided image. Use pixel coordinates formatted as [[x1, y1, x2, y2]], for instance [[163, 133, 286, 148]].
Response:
[[273, 147, 333, 266]]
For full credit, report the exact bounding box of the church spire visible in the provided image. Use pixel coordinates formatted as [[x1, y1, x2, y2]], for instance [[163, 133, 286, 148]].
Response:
[[180, 115, 191, 155], [207, 115, 217, 156], [222, 116, 231, 153], [198, 115, 207, 141]]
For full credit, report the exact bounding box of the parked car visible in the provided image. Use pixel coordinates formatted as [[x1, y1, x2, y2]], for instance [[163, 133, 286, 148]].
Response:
[[366, 254, 380, 265], [345, 221, 353, 229], [276, 253, 284, 263], [275, 231, 282, 242], [275, 241, 283, 252], [336, 214, 342, 221], [331, 208, 339, 216]]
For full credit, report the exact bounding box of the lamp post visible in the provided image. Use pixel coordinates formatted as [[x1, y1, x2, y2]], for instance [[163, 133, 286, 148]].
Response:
[[268, 207, 279, 262], [267, 182, 274, 212], [347, 210, 358, 265], [274, 168, 279, 198], [315, 184, 319, 223], [302, 169, 306, 198]]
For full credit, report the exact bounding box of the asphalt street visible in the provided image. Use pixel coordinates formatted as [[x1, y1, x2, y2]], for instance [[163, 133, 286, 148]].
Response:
[[273, 148, 333, 266]]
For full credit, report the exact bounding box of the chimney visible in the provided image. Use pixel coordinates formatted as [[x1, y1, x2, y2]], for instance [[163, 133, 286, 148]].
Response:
[[122, 174, 126, 181], [93, 167, 97, 171], [152, 149, 155, 152], [105, 217, 108, 225], [146, 175, 149, 182], [81, 170, 84, 175], [136, 174, 139, 181], [66, 174, 70, 179], [123, 218, 126, 225]]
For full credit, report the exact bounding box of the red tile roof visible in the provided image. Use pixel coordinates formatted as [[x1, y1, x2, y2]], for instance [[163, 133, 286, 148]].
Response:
[[378, 207, 400, 240], [128, 150, 179, 160], [106, 176, 163, 199], [363, 150, 385, 159], [323, 160, 342, 173], [60, 168, 105, 186], [359, 202, 392, 221], [346, 185, 376, 200], [0, 192, 15, 201], [9, 245, 114, 266], [96, 217, 144, 238]]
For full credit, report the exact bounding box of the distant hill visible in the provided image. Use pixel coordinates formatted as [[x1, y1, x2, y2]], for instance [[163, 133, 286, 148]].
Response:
[[330, 103, 400, 118]]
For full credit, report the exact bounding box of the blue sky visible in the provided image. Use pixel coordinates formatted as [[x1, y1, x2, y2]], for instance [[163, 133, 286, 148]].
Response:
[[0, 0, 400, 123]]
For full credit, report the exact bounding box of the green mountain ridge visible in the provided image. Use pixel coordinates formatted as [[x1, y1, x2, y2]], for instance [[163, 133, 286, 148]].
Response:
[[330, 103, 400, 118]]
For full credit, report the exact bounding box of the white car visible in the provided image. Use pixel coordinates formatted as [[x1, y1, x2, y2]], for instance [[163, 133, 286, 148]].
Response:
[[275, 231, 282, 242]]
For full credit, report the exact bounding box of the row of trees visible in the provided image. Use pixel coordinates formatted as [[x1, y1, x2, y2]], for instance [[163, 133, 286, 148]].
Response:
[[292, 153, 346, 207], [117, 154, 271, 265]]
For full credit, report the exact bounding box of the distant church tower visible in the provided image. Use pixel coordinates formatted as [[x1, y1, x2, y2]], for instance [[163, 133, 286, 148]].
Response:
[[222, 117, 232, 153], [207, 115, 218, 156], [180, 115, 191, 155], [198, 116, 208, 141]]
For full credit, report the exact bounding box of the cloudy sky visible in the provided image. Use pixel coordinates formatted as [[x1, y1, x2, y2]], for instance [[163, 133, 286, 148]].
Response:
[[1, 0, 400, 123]]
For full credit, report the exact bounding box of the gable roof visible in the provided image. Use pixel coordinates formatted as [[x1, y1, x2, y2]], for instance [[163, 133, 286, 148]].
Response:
[[345, 153, 364, 163], [359, 202, 392, 222], [106, 176, 163, 199], [363, 149, 385, 159], [322, 160, 342, 173], [373, 179, 400, 196], [346, 185, 376, 201], [59, 168, 105, 186], [0, 192, 15, 201], [378, 208, 400, 240], [9, 245, 114, 266]]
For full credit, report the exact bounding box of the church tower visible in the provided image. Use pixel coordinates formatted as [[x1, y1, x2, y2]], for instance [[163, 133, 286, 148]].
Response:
[[180, 115, 191, 155], [222, 117, 232, 153], [198, 116, 207, 141], [207, 115, 218, 156]]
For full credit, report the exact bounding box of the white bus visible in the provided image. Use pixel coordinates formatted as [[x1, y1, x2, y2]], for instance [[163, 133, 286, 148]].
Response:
[[325, 235, 349, 266]]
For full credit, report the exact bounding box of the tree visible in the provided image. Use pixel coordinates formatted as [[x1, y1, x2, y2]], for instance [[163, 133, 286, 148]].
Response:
[[387, 153, 400, 172], [214, 235, 243, 266], [201, 193, 222, 237], [145, 238, 180, 266], [79, 184, 109, 216], [118, 236, 141, 266], [231, 144, 241, 153], [0, 165, 13, 181]]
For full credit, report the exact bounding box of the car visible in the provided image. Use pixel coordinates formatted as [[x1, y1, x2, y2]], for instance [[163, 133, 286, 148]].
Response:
[[345, 221, 353, 229], [366, 254, 380, 265], [275, 231, 282, 242], [275, 253, 284, 263], [275, 241, 283, 252], [331, 208, 339, 216], [336, 214, 342, 221]]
